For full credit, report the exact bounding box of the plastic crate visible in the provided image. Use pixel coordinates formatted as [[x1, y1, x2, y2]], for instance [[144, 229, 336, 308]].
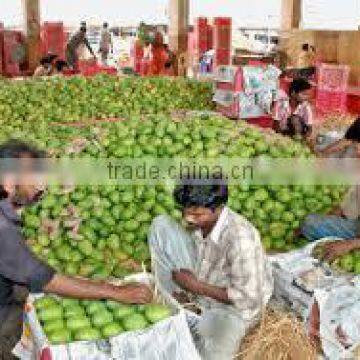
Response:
[[347, 91, 360, 114], [207, 25, 213, 50], [195, 17, 208, 57], [2, 31, 23, 77], [247, 116, 274, 129], [214, 49, 231, 68], [41, 22, 65, 58], [315, 89, 347, 114], [213, 17, 231, 50], [0, 30, 3, 75], [317, 63, 350, 92]]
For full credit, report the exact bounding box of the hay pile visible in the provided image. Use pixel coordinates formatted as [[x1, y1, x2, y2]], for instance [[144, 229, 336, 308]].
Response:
[[237, 309, 317, 360]]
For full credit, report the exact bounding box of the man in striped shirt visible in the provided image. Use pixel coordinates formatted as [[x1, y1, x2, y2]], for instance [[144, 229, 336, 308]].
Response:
[[149, 175, 273, 360]]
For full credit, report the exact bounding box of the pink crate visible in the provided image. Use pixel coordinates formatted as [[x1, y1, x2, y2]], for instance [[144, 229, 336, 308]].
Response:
[[213, 17, 231, 50], [315, 89, 347, 114], [214, 49, 231, 67], [207, 25, 213, 50], [2, 31, 22, 77], [195, 17, 208, 57], [248, 116, 274, 129], [217, 101, 239, 119], [317, 63, 350, 92], [41, 22, 65, 58], [215, 67, 243, 92]]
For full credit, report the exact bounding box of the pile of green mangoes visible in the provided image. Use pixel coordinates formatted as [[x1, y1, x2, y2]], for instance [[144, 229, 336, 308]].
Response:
[[313, 243, 360, 274], [0, 75, 214, 125], [21, 115, 347, 281], [34, 296, 172, 345]]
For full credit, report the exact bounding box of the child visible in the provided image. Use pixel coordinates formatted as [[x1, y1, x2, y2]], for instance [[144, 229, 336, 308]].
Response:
[[273, 78, 314, 138]]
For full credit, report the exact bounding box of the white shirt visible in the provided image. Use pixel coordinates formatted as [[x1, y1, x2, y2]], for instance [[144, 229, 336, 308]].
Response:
[[193, 207, 274, 321]]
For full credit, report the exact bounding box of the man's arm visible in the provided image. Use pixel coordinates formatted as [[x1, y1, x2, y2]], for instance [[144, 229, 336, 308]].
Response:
[[172, 269, 231, 304], [320, 238, 360, 262], [0, 227, 152, 304], [44, 274, 152, 304], [318, 139, 351, 157], [84, 37, 95, 56]]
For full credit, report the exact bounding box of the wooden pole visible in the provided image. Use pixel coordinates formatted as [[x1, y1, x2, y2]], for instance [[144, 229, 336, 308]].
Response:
[[281, 0, 302, 30], [23, 0, 41, 72], [168, 0, 189, 75]]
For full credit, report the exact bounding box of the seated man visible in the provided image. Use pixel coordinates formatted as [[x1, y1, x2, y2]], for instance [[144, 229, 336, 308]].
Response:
[[148, 175, 273, 360], [301, 118, 360, 261], [273, 78, 314, 139]]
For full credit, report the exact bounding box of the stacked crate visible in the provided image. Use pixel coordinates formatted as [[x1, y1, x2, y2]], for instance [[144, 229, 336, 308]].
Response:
[[213, 65, 243, 119], [131, 39, 144, 74], [213, 17, 232, 68], [0, 24, 3, 75], [207, 24, 213, 50], [2, 31, 23, 77], [41, 22, 65, 58], [315, 64, 350, 115], [194, 17, 208, 63]]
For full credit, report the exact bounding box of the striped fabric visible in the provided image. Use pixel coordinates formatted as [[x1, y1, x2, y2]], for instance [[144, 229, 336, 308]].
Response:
[[302, 214, 359, 242]]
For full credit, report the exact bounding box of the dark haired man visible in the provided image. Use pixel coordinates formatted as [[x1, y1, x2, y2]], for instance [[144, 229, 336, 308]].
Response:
[[149, 176, 273, 360], [33, 54, 58, 77], [0, 140, 152, 359], [66, 22, 96, 69]]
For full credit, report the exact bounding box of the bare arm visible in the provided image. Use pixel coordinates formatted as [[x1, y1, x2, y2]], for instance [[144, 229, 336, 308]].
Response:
[[172, 270, 231, 304], [318, 139, 351, 156], [197, 282, 231, 304], [84, 37, 95, 56], [44, 274, 152, 304], [321, 238, 360, 261]]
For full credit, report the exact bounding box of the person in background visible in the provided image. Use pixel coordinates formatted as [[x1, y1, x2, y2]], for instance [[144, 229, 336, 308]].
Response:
[[273, 78, 314, 139], [52, 60, 69, 76], [99, 22, 113, 66], [0, 140, 152, 359], [149, 174, 273, 360], [301, 118, 360, 261], [163, 44, 176, 76], [66, 22, 96, 70], [296, 43, 316, 79], [33, 54, 58, 77]]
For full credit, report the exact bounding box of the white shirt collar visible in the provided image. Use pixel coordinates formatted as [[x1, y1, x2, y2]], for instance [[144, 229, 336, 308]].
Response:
[[194, 206, 229, 245]]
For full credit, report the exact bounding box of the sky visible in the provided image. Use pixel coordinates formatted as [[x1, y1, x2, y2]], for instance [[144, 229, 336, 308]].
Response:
[[1, 0, 281, 27], [0, 0, 359, 30]]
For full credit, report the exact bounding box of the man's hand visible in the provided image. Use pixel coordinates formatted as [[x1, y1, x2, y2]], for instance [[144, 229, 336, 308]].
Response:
[[172, 291, 192, 304], [114, 283, 153, 304], [321, 241, 355, 262], [172, 269, 203, 295], [328, 207, 344, 217]]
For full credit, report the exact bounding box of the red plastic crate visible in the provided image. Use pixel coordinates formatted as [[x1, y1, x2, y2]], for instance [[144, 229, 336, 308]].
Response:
[[217, 101, 239, 119], [41, 22, 65, 58], [131, 39, 144, 73], [347, 92, 360, 114], [213, 17, 231, 50], [247, 116, 274, 129], [0, 30, 3, 75], [315, 89, 347, 114], [214, 17, 232, 26], [2, 31, 23, 77], [317, 63, 350, 92], [214, 49, 231, 68], [195, 17, 208, 57], [207, 25, 213, 50]]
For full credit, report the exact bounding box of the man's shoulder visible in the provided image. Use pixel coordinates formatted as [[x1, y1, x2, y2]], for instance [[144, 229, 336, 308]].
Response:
[[225, 208, 259, 237]]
